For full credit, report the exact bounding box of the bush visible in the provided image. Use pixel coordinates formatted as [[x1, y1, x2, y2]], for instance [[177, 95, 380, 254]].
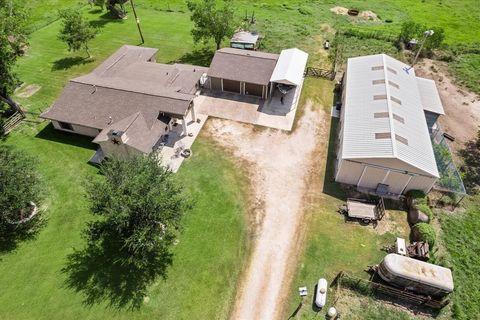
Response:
[[416, 203, 433, 221], [413, 222, 436, 247], [406, 189, 428, 206]]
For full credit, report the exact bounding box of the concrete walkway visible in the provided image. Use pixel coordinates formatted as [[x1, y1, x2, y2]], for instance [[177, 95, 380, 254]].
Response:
[[196, 79, 304, 131]]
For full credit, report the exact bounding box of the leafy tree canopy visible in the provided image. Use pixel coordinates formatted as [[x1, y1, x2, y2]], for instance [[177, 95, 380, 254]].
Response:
[[58, 9, 97, 58], [0, 0, 28, 112], [84, 155, 191, 268], [187, 0, 236, 50], [398, 21, 445, 53], [0, 145, 44, 251]]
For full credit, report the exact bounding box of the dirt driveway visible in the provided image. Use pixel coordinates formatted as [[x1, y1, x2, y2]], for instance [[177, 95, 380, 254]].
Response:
[[416, 59, 480, 152], [205, 103, 325, 320]]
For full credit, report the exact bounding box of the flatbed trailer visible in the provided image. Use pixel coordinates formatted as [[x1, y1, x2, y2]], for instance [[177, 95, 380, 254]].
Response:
[[341, 197, 385, 224]]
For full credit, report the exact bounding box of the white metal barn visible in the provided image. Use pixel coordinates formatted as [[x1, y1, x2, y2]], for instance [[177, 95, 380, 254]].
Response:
[[335, 54, 442, 195]]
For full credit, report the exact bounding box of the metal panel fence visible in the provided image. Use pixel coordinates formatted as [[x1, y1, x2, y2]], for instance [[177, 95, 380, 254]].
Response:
[[431, 125, 466, 194]]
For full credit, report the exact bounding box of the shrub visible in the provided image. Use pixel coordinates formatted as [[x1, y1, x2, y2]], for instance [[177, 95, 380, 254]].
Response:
[[406, 189, 428, 206], [413, 222, 436, 247], [416, 203, 433, 221]]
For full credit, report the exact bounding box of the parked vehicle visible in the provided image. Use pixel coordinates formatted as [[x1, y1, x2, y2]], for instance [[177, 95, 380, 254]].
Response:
[[315, 278, 328, 308], [377, 254, 454, 297]]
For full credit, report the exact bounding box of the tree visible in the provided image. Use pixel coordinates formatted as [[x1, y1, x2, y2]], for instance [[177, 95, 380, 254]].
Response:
[[187, 0, 235, 50], [106, 0, 128, 19], [0, 145, 44, 251], [58, 9, 97, 58], [398, 21, 445, 54], [0, 0, 28, 114], [88, 0, 106, 10], [85, 155, 190, 268], [63, 155, 191, 307]]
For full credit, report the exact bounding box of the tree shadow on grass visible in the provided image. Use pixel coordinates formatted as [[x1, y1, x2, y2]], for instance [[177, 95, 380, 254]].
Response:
[[35, 123, 97, 151], [89, 11, 125, 29], [62, 238, 172, 309], [0, 214, 46, 255], [51, 56, 94, 71], [170, 47, 214, 67]]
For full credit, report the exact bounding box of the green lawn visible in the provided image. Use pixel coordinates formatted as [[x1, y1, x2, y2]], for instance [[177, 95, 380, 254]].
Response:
[[283, 115, 413, 319], [439, 196, 480, 320], [0, 124, 249, 320]]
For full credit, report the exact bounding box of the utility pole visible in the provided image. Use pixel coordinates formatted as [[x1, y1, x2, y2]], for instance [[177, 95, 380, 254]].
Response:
[[130, 0, 144, 44], [403, 30, 434, 74]]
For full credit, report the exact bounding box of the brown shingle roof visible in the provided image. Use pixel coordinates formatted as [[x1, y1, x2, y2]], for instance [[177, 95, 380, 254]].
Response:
[[208, 48, 279, 85], [41, 82, 191, 129], [41, 45, 207, 129], [93, 112, 166, 153]]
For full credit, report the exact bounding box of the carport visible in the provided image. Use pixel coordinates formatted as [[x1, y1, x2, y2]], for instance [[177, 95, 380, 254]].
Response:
[[269, 48, 309, 95]]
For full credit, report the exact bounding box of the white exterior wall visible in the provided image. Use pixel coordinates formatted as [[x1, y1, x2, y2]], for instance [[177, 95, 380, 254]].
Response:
[[99, 140, 143, 158], [52, 120, 100, 137], [335, 159, 437, 194]]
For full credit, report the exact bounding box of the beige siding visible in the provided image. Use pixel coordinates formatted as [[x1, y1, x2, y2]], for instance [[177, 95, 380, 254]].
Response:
[[383, 171, 411, 194], [99, 140, 143, 158], [335, 160, 364, 185], [52, 121, 100, 137], [358, 166, 387, 189], [405, 175, 437, 193], [210, 77, 222, 91]]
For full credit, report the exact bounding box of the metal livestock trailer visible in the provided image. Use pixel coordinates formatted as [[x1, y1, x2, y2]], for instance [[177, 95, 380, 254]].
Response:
[[377, 254, 454, 298]]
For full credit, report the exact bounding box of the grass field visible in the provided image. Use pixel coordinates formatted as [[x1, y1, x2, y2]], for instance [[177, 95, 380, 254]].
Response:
[[2, 0, 479, 319], [439, 196, 480, 320], [0, 124, 249, 319]]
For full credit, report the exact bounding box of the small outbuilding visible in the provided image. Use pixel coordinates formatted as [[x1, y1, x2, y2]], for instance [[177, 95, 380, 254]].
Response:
[[335, 54, 444, 195], [207, 47, 308, 99], [230, 30, 260, 50]]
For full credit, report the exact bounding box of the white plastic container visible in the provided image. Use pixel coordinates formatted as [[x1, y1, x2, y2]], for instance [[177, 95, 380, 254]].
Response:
[[315, 278, 328, 308]]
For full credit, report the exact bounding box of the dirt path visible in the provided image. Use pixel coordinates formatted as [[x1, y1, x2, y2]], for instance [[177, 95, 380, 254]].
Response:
[[205, 104, 325, 320], [416, 59, 480, 152]]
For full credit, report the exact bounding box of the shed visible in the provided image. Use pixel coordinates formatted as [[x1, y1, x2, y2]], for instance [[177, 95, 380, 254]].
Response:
[[335, 54, 440, 195], [230, 31, 260, 50], [270, 48, 309, 87]]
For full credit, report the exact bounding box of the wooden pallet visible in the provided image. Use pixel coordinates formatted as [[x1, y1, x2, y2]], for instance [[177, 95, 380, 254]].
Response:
[[1, 111, 24, 134]]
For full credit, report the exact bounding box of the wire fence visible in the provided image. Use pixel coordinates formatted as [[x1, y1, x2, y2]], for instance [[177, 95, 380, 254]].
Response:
[[431, 126, 466, 195]]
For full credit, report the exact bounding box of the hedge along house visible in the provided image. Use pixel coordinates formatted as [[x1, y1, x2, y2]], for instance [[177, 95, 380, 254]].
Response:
[[41, 45, 208, 159], [207, 48, 308, 99], [335, 54, 445, 196]]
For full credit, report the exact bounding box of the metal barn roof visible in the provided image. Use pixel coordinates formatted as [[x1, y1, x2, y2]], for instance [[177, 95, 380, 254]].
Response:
[[340, 54, 439, 178], [270, 48, 309, 86], [416, 77, 445, 115]]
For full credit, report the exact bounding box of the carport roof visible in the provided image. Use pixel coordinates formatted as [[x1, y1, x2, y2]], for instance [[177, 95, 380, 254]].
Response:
[[270, 48, 309, 86], [208, 48, 279, 85]]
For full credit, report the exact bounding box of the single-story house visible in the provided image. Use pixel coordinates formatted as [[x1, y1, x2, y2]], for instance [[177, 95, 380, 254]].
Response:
[[207, 47, 308, 99], [335, 53, 445, 195], [230, 30, 260, 50], [41, 45, 208, 159]]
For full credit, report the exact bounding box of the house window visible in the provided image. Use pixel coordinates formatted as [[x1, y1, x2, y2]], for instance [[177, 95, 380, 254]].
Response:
[[371, 66, 384, 71], [58, 121, 73, 131]]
